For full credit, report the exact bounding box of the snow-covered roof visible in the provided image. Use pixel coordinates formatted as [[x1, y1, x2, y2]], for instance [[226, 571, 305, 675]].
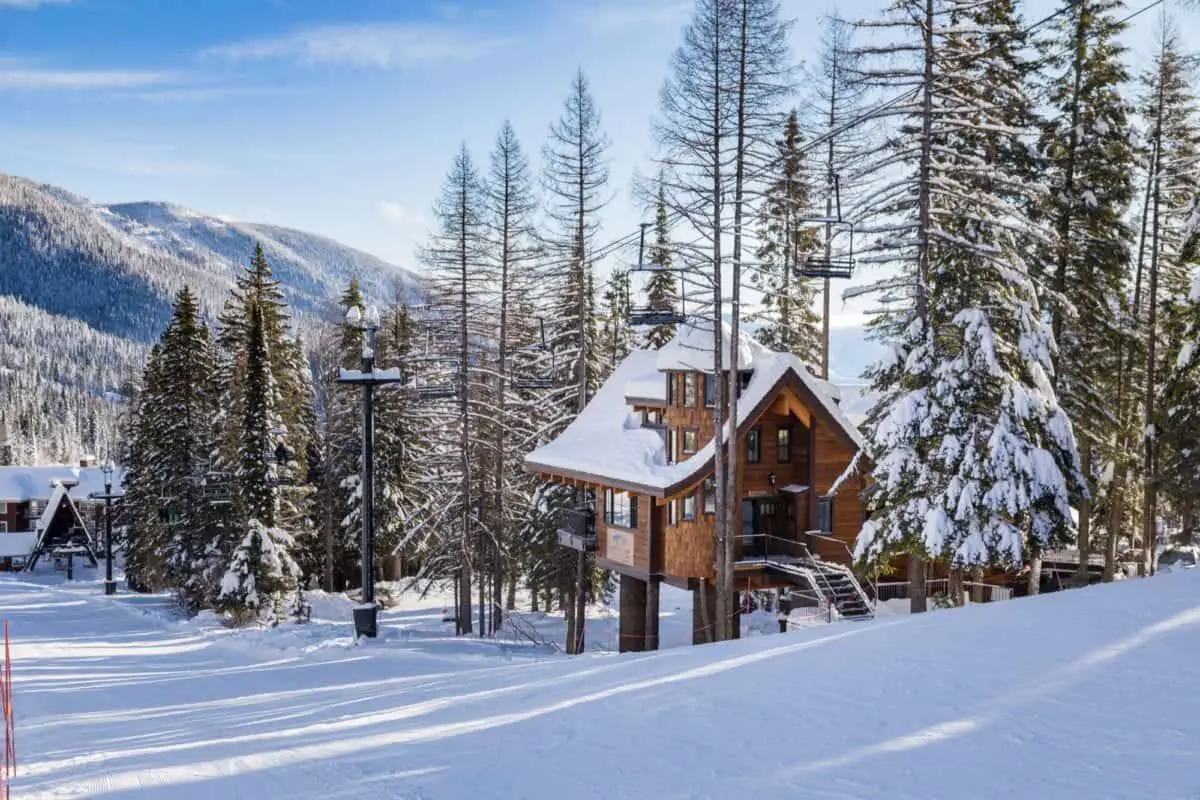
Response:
[[35, 482, 70, 533], [526, 333, 867, 496], [655, 320, 766, 373], [0, 532, 36, 558], [0, 465, 126, 502], [623, 356, 667, 405]]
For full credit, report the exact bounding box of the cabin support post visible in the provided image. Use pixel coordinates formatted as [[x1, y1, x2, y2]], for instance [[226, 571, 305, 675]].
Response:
[[806, 422, 819, 532], [619, 574, 647, 653], [644, 576, 660, 651], [692, 580, 717, 645]]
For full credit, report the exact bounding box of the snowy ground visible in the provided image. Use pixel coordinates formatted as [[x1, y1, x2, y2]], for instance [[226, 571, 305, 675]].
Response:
[[3, 567, 1200, 799]]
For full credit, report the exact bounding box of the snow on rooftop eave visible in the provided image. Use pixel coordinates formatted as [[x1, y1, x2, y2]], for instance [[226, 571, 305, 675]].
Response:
[[655, 320, 765, 373]]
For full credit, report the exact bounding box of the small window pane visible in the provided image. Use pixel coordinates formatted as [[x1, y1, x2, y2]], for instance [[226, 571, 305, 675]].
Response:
[[667, 428, 677, 465], [684, 373, 698, 406], [777, 427, 791, 463], [668, 499, 678, 527], [703, 477, 716, 514], [666, 373, 676, 406], [682, 494, 696, 521], [703, 374, 716, 406], [682, 429, 698, 454], [747, 427, 762, 464], [817, 496, 834, 533]]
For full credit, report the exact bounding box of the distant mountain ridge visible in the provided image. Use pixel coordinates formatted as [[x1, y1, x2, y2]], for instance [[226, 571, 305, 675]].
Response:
[[0, 173, 421, 343], [0, 171, 423, 464]]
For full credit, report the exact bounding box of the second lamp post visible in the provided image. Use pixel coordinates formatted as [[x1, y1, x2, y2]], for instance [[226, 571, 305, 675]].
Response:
[[337, 304, 404, 638]]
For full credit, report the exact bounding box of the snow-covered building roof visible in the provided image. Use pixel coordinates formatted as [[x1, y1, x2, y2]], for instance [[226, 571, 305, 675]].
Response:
[[0, 465, 126, 502], [526, 328, 867, 497], [654, 320, 765, 373]]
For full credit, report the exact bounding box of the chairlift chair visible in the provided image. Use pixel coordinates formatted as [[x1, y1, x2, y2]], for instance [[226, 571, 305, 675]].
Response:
[[626, 260, 689, 327], [795, 173, 857, 281]]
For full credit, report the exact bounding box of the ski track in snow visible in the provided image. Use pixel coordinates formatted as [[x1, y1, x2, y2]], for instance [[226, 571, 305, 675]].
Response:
[[3, 572, 1200, 799]]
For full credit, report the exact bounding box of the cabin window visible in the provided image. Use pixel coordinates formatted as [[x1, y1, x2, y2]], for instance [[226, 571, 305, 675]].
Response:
[[666, 372, 676, 406], [667, 499, 678, 527], [703, 374, 716, 406], [777, 426, 792, 463], [817, 496, 834, 534], [703, 476, 716, 514], [666, 428, 677, 465], [605, 489, 638, 529], [682, 429, 698, 455], [0, 501, 6, 515], [682, 493, 697, 521], [0, 521, 6, 533], [684, 373, 698, 406], [746, 426, 762, 464]]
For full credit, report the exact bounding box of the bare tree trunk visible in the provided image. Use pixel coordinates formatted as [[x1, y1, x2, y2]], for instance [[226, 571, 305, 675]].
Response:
[[574, 548, 587, 654], [1028, 547, 1042, 596], [721, 0, 751, 644], [948, 566, 965, 607], [506, 576, 517, 611], [709, 3, 729, 641], [909, 554, 927, 614], [1142, 72, 1165, 579], [1073, 440, 1092, 585]]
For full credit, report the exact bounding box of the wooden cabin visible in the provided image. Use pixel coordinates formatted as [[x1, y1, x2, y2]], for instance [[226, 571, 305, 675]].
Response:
[[525, 323, 872, 651], [0, 464, 118, 569]]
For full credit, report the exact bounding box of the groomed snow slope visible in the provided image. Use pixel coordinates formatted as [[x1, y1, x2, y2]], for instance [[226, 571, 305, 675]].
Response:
[[6, 572, 1200, 799]]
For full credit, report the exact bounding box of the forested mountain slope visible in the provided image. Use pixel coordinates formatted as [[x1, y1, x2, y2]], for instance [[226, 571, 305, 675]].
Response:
[[0, 171, 421, 463]]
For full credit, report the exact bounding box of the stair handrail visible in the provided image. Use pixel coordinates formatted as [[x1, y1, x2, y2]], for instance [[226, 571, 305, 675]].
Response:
[[812, 559, 874, 617]]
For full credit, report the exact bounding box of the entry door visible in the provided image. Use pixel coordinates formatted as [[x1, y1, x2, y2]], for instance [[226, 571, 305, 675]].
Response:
[[741, 499, 778, 557]]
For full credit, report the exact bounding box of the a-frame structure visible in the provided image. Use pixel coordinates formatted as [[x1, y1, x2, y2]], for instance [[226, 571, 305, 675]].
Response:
[[25, 479, 99, 572]]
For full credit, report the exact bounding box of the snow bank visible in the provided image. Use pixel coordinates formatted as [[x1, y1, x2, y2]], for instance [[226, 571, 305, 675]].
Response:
[[8, 568, 1200, 799]]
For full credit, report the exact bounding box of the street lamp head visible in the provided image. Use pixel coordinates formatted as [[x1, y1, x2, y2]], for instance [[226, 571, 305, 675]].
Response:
[[345, 304, 363, 328], [102, 460, 114, 478]]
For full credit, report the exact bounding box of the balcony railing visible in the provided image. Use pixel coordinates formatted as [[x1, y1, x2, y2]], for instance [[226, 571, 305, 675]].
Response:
[[734, 533, 810, 564], [557, 507, 597, 552]]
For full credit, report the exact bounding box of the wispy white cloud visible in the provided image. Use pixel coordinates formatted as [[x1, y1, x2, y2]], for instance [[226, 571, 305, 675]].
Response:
[[121, 159, 220, 178], [377, 201, 424, 226], [0, 67, 176, 90], [203, 22, 509, 68], [0, 0, 75, 8], [572, 2, 690, 34]]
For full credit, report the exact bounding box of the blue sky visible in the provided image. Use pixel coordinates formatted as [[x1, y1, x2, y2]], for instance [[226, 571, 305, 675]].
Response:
[[0, 0, 1174, 325]]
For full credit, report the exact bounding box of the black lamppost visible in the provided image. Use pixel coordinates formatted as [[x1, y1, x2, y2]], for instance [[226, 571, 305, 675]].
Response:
[[88, 460, 122, 596], [337, 304, 404, 639]]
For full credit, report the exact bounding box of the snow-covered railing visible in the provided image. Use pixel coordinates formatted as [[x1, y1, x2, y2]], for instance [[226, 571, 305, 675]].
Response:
[[874, 578, 1014, 605]]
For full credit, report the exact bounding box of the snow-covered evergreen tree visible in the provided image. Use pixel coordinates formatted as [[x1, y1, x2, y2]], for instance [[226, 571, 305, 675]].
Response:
[[1035, 0, 1137, 579], [217, 519, 299, 624], [855, 0, 1083, 602], [749, 109, 821, 365], [642, 181, 678, 350]]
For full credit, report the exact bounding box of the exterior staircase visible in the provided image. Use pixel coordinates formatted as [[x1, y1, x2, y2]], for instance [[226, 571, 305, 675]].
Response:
[[770, 560, 874, 622]]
